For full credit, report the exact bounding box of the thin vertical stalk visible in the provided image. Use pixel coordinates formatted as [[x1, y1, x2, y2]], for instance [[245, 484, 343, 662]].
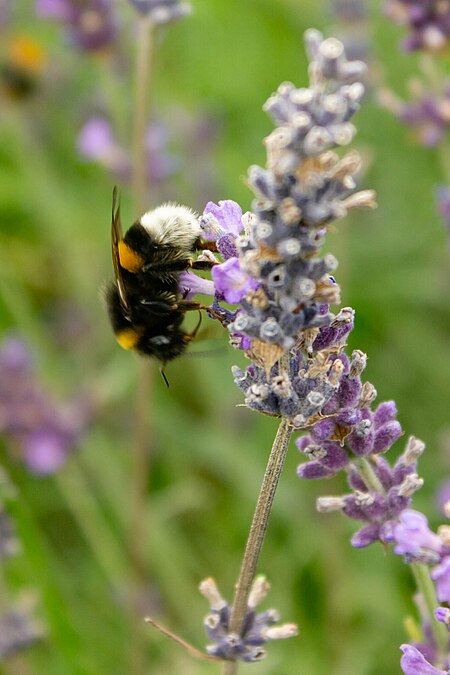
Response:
[[132, 16, 155, 216], [411, 562, 449, 660], [222, 418, 293, 675], [130, 15, 155, 675]]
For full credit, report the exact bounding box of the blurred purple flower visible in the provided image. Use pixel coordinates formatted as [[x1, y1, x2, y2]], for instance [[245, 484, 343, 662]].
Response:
[[385, 0, 450, 52], [0, 0, 11, 26], [380, 83, 450, 147], [400, 644, 447, 675], [77, 117, 130, 178], [36, 0, 117, 52], [0, 335, 87, 475], [77, 116, 178, 184]]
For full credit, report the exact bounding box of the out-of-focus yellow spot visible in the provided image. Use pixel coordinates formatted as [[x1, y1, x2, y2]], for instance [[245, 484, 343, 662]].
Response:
[[118, 241, 144, 273], [116, 328, 139, 350], [8, 36, 47, 74]]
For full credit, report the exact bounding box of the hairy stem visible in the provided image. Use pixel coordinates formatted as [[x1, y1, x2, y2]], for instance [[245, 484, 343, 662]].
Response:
[[411, 562, 448, 660], [130, 15, 155, 675], [222, 418, 293, 675], [351, 456, 386, 495]]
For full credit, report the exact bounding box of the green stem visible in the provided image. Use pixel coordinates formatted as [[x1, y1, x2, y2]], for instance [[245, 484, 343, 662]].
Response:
[[223, 418, 293, 675], [132, 16, 155, 217], [350, 456, 386, 494], [129, 15, 156, 675], [411, 562, 449, 660]]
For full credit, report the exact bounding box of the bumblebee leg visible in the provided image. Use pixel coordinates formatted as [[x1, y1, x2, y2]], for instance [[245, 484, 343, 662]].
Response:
[[178, 300, 226, 324], [189, 260, 218, 271]]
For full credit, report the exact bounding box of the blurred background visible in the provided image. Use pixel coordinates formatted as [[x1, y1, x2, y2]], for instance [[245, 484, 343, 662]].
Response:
[[0, 0, 448, 673]]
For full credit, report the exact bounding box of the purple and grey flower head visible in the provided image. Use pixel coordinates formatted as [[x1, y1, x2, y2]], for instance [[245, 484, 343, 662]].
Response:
[[204, 32, 375, 425], [127, 0, 191, 24], [36, 0, 117, 52], [199, 576, 298, 662], [385, 0, 450, 52]]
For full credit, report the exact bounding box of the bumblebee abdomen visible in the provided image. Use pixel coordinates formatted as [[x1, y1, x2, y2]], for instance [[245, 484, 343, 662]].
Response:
[[105, 282, 189, 362]]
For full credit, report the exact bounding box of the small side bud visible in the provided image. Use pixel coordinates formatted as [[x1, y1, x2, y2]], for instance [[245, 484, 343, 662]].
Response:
[[316, 496, 345, 512], [199, 578, 227, 611], [248, 575, 271, 609]]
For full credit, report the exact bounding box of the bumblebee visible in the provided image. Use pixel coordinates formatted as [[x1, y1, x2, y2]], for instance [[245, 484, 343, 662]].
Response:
[[106, 189, 219, 379]]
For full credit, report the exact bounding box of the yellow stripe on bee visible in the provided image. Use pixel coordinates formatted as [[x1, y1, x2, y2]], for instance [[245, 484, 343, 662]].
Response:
[[118, 241, 144, 273], [116, 328, 140, 350]]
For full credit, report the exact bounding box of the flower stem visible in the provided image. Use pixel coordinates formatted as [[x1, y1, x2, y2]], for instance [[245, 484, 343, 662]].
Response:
[[351, 456, 386, 494], [411, 562, 449, 661], [223, 417, 293, 675], [132, 16, 155, 216], [129, 14, 155, 675]]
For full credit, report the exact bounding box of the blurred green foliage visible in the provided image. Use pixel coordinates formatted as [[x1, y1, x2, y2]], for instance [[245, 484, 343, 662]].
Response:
[[0, 1, 448, 674]]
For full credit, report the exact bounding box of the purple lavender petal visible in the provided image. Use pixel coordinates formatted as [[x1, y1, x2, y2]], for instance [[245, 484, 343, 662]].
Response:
[[212, 258, 258, 304], [23, 429, 70, 475], [178, 271, 215, 299], [372, 420, 403, 454], [310, 418, 335, 442], [400, 644, 446, 675], [319, 442, 349, 471], [434, 606, 450, 626], [431, 557, 450, 603], [204, 200, 243, 237], [393, 509, 443, 556], [351, 523, 380, 548], [77, 117, 130, 177], [373, 401, 398, 428], [36, 0, 71, 19], [437, 479, 450, 517], [297, 462, 335, 479]]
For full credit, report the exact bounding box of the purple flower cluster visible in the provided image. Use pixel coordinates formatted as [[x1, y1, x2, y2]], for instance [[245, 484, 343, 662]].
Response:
[[200, 31, 375, 425], [35, 0, 117, 52], [199, 576, 297, 663], [0, 336, 86, 475], [384, 0, 450, 51]]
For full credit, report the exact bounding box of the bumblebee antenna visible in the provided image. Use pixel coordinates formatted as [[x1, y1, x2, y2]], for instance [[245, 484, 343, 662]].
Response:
[[160, 367, 170, 388]]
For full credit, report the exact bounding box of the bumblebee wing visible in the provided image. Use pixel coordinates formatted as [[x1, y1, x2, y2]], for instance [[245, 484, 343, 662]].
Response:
[[111, 187, 129, 311]]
